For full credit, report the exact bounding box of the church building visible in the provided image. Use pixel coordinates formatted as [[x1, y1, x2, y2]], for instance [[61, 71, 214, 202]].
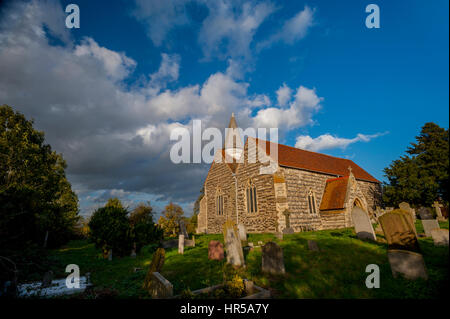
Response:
[[196, 114, 382, 234]]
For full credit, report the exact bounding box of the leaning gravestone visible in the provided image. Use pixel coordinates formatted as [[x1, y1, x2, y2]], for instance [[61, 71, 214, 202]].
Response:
[[261, 242, 285, 275], [431, 229, 449, 246], [351, 207, 376, 241], [378, 210, 420, 252], [399, 202, 416, 222], [223, 220, 245, 267], [148, 272, 173, 299], [418, 207, 433, 220], [143, 248, 165, 290], [387, 250, 428, 280], [208, 240, 224, 260], [178, 234, 184, 254], [421, 219, 440, 237], [237, 223, 247, 242], [379, 210, 428, 280]]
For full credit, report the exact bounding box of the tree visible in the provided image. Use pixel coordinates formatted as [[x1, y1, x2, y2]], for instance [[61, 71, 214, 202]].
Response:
[[88, 198, 132, 257], [383, 122, 449, 207], [129, 202, 163, 252], [0, 104, 79, 251], [158, 202, 184, 237]]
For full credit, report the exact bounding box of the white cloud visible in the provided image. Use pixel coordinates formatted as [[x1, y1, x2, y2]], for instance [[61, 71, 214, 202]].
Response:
[[295, 132, 388, 152], [258, 5, 315, 50], [253, 85, 322, 129], [276, 83, 292, 106]]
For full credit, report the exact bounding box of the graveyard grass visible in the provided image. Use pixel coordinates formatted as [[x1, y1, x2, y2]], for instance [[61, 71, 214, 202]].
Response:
[[40, 220, 448, 299]]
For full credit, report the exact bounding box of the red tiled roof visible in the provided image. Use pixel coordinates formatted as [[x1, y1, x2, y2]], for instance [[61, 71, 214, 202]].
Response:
[[319, 177, 349, 211], [252, 137, 379, 183]]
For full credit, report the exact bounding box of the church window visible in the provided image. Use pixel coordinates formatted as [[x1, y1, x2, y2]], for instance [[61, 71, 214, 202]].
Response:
[[246, 180, 258, 213], [216, 191, 224, 215], [308, 190, 317, 215]]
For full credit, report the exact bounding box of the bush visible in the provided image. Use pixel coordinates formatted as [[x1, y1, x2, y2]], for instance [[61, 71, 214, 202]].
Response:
[[129, 203, 163, 252], [88, 206, 132, 257]]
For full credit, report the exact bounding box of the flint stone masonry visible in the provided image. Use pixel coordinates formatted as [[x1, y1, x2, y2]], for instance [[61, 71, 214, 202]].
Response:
[[148, 272, 173, 299], [351, 206, 376, 241], [421, 219, 440, 237], [431, 229, 449, 246], [261, 242, 285, 275], [387, 250, 428, 280]]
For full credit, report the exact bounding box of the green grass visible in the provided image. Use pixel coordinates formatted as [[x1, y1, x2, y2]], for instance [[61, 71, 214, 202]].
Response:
[[38, 221, 449, 299]]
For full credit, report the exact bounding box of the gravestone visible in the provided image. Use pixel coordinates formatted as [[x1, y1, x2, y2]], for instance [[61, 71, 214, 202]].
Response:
[[143, 248, 165, 290], [421, 219, 440, 237], [237, 223, 247, 242], [208, 240, 224, 260], [275, 232, 283, 240], [431, 229, 449, 246], [387, 250, 428, 280], [282, 210, 294, 234], [433, 202, 445, 221], [418, 207, 433, 220], [378, 210, 420, 252], [185, 236, 195, 247], [41, 271, 53, 288], [179, 220, 189, 239], [399, 202, 416, 222], [108, 249, 113, 261], [307, 240, 319, 251], [223, 220, 245, 267], [178, 234, 184, 254], [351, 207, 376, 241], [261, 242, 285, 275], [148, 272, 173, 299], [130, 243, 137, 258]]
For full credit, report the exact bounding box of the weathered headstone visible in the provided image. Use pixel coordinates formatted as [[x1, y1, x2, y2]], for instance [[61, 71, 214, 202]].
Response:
[[41, 271, 53, 288], [433, 202, 445, 221], [237, 223, 247, 242], [179, 220, 189, 239], [208, 240, 224, 260], [130, 243, 137, 258], [399, 202, 416, 222], [148, 272, 173, 299], [421, 219, 440, 237], [223, 220, 245, 267], [282, 210, 294, 234], [307, 240, 319, 251], [261, 242, 285, 275], [351, 206, 376, 241], [387, 250, 428, 280], [418, 207, 433, 220], [185, 236, 195, 247], [108, 249, 113, 261], [178, 234, 184, 254], [378, 210, 420, 252], [275, 232, 283, 240], [431, 229, 449, 246], [143, 248, 165, 290]]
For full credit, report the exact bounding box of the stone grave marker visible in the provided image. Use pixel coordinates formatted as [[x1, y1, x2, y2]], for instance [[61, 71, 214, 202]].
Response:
[[378, 210, 420, 252], [399, 202, 416, 222], [387, 250, 428, 280], [237, 223, 247, 242], [108, 249, 113, 261], [148, 272, 173, 299], [307, 240, 319, 251], [178, 234, 184, 254], [143, 248, 165, 290], [418, 207, 433, 220], [275, 232, 283, 240], [431, 229, 449, 246], [130, 243, 137, 258], [208, 240, 224, 260], [282, 210, 294, 234], [223, 219, 245, 267], [185, 236, 195, 247], [421, 219, 440, 237], [261, 242, 285, 275], [179, 220, 189, 239], [351, 206, 376, 241], [433, 202, 445, 221]]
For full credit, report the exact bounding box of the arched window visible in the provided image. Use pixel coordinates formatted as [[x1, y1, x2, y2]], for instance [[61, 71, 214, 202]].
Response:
[[307, 190, 317, 215], [246, 180, 258, 213], [216, 190, 224, 215]]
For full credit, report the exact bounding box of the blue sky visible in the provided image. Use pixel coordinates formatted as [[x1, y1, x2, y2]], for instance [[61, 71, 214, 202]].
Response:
[[0, 0, 448, 218]]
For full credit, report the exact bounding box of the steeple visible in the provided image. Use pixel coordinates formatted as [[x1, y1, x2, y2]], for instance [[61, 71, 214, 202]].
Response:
[[224, 113, 243, 162]]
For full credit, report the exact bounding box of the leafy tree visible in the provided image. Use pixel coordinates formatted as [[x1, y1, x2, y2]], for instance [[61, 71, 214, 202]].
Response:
[[129, 202, 163, 252], [0, 104, 79, 252], [158, 202, 184, 237], [105, 197, 124, 209], [88, 199, 132, 257], [383, 122, 449, 207]]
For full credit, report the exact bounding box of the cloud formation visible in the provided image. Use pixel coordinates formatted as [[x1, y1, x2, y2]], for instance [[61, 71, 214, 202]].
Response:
[[295, 132, 388, 152]]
